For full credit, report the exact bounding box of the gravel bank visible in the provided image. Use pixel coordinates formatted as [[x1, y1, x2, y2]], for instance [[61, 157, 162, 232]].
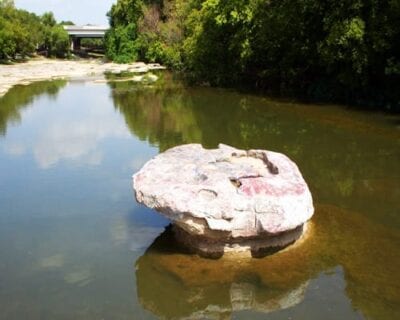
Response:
[[0, 58, 165, 97]]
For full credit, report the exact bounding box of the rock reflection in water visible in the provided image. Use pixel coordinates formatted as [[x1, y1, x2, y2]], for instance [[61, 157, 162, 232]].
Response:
[[136, 226, 310, 319], [135, 204, 400, 320]]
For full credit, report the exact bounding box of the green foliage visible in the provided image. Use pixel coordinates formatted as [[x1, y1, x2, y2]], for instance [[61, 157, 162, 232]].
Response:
[[41, 11, 56, 27], [182, 0, 257, 85], [183, 0, 400, 109], [81, 38, 104, 49], [50, 25, 70, 57], [59, 20, 74, 26], [41, 23, 70, 58], [105, 0, 144, 63], [108, 0, 144, 27], [0, 0, 42, 59], [105, 25, 140, 63], [106, 0, 187, 67], [106, 0, 400, 110], [0, 3, 70, 60], [39, 12, 70, 58], [0, 16, 15, 58], [145, 40, 181, 67]]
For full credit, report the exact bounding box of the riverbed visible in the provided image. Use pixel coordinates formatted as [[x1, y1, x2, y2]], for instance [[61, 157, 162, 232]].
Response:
[[0, 73, 399, 319]]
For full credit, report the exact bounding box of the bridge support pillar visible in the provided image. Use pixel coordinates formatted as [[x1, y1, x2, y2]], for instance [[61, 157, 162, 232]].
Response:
[[70, 37, 81, 51]]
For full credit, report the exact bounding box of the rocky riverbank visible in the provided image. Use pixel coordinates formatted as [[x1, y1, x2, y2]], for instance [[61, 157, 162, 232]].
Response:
[[0, 58, 165, 97]]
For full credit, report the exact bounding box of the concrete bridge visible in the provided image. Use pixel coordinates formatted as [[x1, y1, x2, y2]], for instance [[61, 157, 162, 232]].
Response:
[[64, 25, 109, 51]]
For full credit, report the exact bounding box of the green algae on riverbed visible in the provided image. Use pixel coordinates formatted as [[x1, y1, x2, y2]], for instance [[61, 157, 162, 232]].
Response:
[[0, 76, 399, 319]]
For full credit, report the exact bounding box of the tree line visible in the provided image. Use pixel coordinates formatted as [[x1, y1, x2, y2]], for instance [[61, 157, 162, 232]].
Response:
[[0, 0, 70, 60], [105, 0, 400, 111]]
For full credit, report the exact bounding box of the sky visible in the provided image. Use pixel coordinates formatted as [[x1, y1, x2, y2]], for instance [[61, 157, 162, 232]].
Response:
[[14, 0, 116, 26]]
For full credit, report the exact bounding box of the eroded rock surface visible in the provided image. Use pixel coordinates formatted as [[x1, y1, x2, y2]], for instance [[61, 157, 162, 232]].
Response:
[[133, 144, 314, 254]]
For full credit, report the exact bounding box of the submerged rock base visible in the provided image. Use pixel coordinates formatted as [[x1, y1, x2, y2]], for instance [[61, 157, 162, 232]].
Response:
[[172, 223, 307, 259]]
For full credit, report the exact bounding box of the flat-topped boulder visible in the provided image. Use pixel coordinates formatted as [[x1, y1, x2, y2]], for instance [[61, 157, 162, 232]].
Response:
[[133, 144, 314, 256]]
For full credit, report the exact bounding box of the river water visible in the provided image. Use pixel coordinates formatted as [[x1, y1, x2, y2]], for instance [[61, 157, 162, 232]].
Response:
[[0, 74, 399, 319]]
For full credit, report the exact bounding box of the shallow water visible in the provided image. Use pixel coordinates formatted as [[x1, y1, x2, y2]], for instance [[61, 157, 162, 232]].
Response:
[[0, 74, 399, 319]]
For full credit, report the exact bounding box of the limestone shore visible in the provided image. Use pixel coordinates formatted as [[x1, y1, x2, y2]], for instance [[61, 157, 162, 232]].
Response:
[[0, 57, 165, 97]]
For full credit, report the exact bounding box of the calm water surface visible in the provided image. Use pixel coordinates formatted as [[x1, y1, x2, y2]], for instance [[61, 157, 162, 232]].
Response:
[[0, 74, 399, 319]]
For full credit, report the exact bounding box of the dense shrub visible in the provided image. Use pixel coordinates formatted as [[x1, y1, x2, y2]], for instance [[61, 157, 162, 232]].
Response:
[[106, 0, 400, 110], [0, 1, 70, 59]]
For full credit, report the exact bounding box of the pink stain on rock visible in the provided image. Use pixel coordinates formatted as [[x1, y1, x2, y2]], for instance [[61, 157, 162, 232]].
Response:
[[240, 178, 306, 197]]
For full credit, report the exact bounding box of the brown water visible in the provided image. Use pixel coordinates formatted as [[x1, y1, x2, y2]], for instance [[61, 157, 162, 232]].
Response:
[[0, 74, 399, 319]]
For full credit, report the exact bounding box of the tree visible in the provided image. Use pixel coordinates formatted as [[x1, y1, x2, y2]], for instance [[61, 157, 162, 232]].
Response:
[[105, 0, 400, 110], [0, 3, 42, 59], [0, 0, 14, 10], [0, 5, 70, 60], [60, 20, 74, 26], [50, 25, 70, 57], [41, 11, 56, 27], [108, 0, 143, 27], [0, 16, 15, 59], [105, 0, 144, 62], [39, 12, 70, 57]]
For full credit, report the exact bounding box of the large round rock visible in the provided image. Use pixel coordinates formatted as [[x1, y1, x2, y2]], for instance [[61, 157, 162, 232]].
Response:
[[133, 144, 314, 254]]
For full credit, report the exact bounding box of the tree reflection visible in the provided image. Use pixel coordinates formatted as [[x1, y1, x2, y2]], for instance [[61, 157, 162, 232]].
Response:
[[111, 73, 202, 151], [0, 80, 67, 135]]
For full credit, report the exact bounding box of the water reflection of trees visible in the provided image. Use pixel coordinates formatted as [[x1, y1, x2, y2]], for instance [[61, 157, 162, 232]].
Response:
[[0, 80, 67, 135], [112, 78, 399, 227], [135, 204, 400, 320], [110, 74, 202, 151]]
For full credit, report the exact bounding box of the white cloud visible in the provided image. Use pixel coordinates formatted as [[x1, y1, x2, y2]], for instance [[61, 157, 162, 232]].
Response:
[[34, 116, 130, 169]]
